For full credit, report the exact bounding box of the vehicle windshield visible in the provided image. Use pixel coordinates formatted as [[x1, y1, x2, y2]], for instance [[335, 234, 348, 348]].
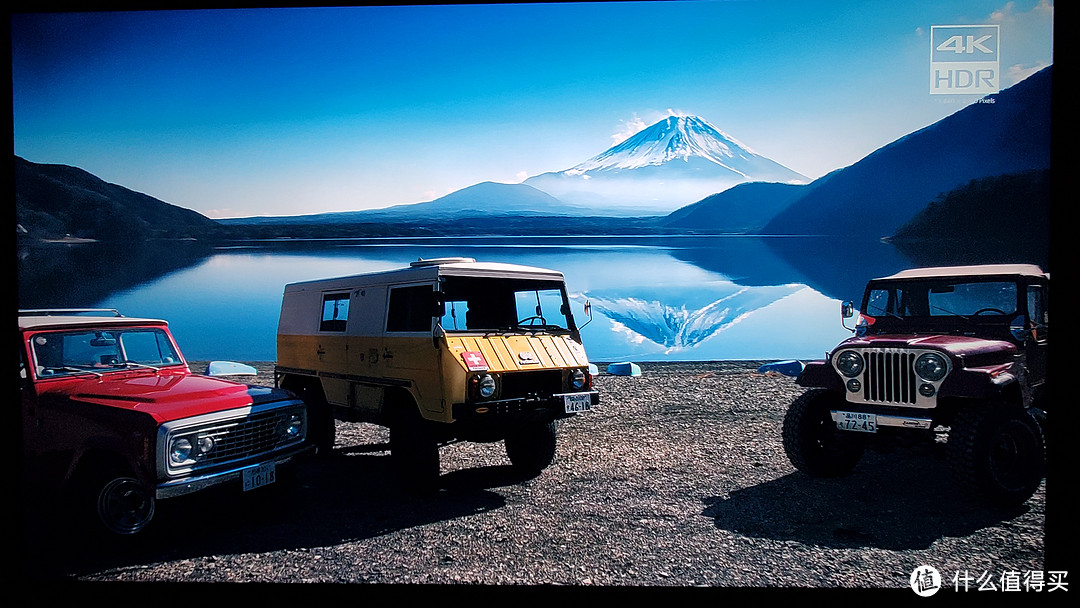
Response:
[[863, 279, 1018, 321], [30, 327, 183, 378], [439, 276, 573, 333]]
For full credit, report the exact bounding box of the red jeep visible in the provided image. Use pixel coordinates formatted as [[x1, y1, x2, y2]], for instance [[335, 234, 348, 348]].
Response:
[[19, 309, 313, 536], [783, 264, 1048, 507]]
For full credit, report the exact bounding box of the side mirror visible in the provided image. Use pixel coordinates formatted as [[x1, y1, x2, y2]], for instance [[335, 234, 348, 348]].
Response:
[[841, 301, 854, 319], [579, 300, 593, 329], [841, 301, 856, 333]]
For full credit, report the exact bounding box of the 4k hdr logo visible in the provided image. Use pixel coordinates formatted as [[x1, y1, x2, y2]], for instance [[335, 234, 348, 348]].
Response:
[[931, 25, 999, 95]]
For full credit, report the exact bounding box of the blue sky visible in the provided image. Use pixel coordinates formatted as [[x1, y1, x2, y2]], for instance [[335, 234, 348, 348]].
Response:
[[11, 1, 1054, 219]]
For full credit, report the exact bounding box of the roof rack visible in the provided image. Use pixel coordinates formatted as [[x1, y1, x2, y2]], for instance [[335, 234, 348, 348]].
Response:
[[18, 308, 124, 317], [410, 257, 476, 267]]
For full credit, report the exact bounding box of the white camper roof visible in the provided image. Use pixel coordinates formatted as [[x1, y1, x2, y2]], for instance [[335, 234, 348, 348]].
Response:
[[283, 258, 566, 293], [876, 264, 1048, 282]]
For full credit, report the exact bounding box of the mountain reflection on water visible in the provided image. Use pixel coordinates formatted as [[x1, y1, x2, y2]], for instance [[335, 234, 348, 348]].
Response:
[[583, 283, 802, 352], [16, 235, 1045, 362]]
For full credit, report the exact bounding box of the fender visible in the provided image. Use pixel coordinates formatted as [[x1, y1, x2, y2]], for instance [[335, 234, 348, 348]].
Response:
[[796, 360, 844, 391]]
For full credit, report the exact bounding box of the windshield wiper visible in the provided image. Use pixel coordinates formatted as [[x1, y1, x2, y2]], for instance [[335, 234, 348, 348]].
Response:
[[115, 361, 163, 373], [931, 305, 976, 324], [517, 324, 567, 333], [45, 365, 104, 378]]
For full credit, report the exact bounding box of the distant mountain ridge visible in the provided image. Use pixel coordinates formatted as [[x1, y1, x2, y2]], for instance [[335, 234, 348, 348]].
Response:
[[226, 181, 588, 225], [15, 66, 1052, 250]]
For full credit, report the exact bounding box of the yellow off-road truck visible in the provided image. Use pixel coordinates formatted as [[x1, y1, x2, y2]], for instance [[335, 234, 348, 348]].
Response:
[[275, 258, 598, 491]]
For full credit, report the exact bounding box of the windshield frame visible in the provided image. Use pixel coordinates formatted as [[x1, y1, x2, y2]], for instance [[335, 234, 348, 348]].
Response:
[[437, 275, 576, 335], [856, 275, 1031, 340], [27, 326, 185, 380]]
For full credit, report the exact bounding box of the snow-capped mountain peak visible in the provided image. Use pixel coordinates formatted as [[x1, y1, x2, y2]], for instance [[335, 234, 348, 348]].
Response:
[[567, 115, 757, 174], [523, 114, 808, 214]]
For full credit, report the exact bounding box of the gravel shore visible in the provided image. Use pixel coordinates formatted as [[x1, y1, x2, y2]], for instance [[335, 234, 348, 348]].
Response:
[[21, 361, 1057, 593]]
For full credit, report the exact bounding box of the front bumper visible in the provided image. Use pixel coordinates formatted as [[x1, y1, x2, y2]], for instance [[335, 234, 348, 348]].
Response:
[[453, 390, 600, 424], [155, 443, 314, 499], [829, 410, 933, 430]]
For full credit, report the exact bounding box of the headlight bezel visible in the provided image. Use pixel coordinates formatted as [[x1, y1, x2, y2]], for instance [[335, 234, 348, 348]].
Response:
[[569, 368, 587, 391], [169, 437, 193, 465], [834, 350, 865, 378], [914, 352, 950, 382], [478, 373, 497, 399]]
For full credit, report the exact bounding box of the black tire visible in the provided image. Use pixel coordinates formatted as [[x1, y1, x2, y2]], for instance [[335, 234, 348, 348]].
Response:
[[390, 407, 440, 495], [285, 379, 336, 457], [947, 403, 1045, 507], [505, 420, 557, 478], [782, 389, 864, 478], [82, 470, 156, 536]]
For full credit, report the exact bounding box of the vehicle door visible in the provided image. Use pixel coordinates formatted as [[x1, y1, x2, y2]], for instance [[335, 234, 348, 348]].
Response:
[[383, 282, 444, 414], [1023, 282, 1048, 390]]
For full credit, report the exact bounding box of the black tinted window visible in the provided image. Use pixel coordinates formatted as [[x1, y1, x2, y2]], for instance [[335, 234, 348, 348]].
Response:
[[387, 285, 433, 332]]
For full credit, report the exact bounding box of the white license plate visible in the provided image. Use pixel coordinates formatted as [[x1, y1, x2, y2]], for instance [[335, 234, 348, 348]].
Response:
[[564, 393, 592, 413], [242, 462, 277, 491], [836, 411, 877, 433]]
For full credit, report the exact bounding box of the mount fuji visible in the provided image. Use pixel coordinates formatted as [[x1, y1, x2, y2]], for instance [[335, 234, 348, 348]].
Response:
[[524, 115, 809, 215]]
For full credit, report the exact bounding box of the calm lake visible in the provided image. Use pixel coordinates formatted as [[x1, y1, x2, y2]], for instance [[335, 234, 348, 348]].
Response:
[[17, 235, 1040, 363]]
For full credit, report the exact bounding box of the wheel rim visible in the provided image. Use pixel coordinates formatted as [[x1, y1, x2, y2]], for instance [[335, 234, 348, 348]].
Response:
[[97, 477, 155, 535]]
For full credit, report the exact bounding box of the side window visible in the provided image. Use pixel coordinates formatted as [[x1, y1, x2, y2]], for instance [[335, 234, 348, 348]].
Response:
[[387, 285, 434, 332], [320, 293, 350, 332]]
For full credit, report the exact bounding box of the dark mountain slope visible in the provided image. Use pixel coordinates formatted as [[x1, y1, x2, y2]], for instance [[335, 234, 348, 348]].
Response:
[[663, 181, 812, 233], [761, 66, 1051, 238], [15, 155, 228, 242]]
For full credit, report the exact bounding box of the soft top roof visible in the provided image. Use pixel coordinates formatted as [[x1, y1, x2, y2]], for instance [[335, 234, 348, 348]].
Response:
[[18, 314, 168, 332], [283, 258, 566, 292], [875, 264, 1048, 282]]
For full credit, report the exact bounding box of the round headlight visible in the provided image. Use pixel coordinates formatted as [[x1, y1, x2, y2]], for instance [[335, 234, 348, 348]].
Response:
[[835, 350, 864, 377], [170, 437, 193, 464], [915, 353, 949, 382], [196, 435, 215, 455], [570, 369, 586, 390], [479, 374, 497, 398], [285, 414, 304, 438]]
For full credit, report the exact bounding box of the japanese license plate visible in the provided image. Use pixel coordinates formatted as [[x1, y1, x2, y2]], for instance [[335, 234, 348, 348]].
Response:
[[836, 411, 877, 433], [242, 462, 277, 491], [564, 393, 592, 413]]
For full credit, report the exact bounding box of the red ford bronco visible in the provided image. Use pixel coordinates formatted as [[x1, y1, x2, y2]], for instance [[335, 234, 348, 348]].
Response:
[[783, 264, 1048, 507], [19, 309, 313, 536]]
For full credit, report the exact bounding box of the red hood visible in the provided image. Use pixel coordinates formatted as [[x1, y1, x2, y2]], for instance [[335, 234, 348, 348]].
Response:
[[839, 334, 1017, 359], [45, 369, 282, 423]]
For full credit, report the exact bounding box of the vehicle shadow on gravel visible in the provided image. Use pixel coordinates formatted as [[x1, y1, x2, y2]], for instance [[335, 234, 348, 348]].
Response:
[[701, 448, 1039, 551], [19, 447, 525, 580]]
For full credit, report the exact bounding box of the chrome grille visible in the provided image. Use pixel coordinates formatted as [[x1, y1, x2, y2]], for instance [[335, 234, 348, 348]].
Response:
[[863, 350, 917, 405], [162, 402, 306, 476], [194, 409, 292, 464]]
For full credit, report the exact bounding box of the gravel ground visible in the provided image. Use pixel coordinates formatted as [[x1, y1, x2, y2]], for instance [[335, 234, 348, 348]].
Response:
[[20, 361, 1060, 593]]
